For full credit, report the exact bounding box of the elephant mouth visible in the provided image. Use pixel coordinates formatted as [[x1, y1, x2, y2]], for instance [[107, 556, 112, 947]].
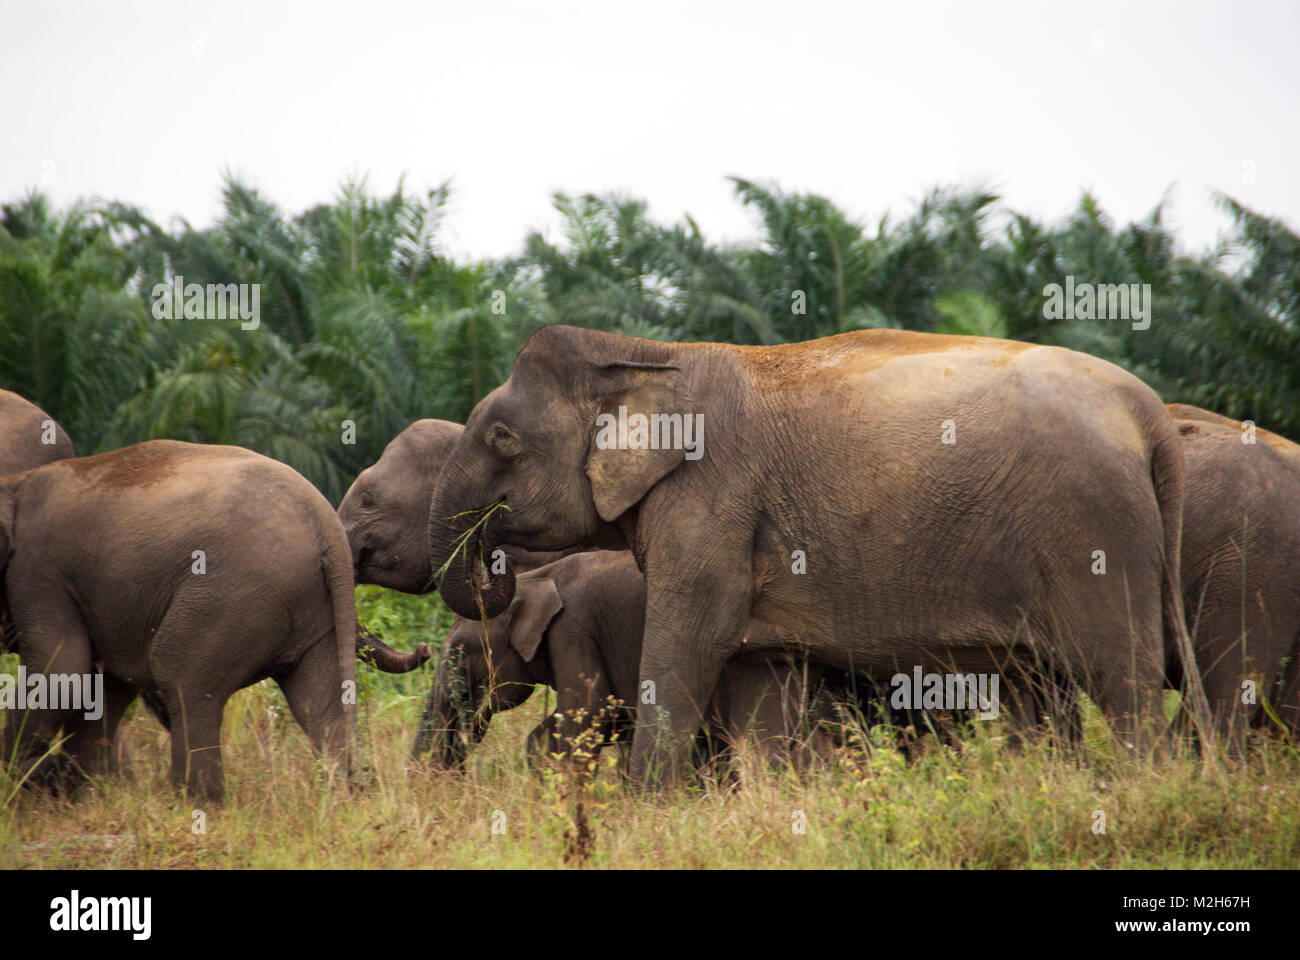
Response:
[[433, 501, 515, 617]]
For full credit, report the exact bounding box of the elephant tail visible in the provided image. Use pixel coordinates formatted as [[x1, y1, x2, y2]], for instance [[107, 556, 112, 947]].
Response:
[[321, 522, 359, 757], [1150, 417, 1214, 755]]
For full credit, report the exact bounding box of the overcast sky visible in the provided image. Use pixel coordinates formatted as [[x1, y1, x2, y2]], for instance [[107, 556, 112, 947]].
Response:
[[3, 0, 1296, 261]]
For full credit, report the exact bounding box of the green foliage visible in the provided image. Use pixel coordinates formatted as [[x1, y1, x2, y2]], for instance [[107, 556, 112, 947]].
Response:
[[348, 585, 453, 712], [3, 174, 1298, 503]]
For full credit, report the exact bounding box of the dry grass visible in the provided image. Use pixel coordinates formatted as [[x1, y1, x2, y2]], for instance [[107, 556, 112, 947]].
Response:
[[3, 590, 1299, 869]]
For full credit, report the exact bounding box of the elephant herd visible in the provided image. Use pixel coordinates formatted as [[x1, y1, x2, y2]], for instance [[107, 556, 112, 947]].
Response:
[[2, 325, 1299, 801]]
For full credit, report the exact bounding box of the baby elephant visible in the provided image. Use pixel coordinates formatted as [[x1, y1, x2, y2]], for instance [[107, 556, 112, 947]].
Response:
[[0, 440, 358, 801], [415, 550, 826, 770]]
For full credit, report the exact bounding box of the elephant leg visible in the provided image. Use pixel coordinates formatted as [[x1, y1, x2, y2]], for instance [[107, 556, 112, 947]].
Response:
[[7, 608, 94, 791], [62, 674, 138, 781], [1, 608, 16, 653], [159, 687, 226, 802], [607, 536, 756, 786], [1169, 605, 1258, 755], [527, 707, 630, 775], [148, 611, 246, 801], [543, 663, 616, 766], [1278, 641, 1300, 738], [525, 713, 562, 769], [412, 678, 447, 762], [996, 657, 1081, 748], [139, 687, 172, 730], [631, 647, 728, 784], [1081, 637, 1166, 757], [276, 638, 350, 777], [714, 656, 820, 768], [531, 689, 607, 772], [413, 646, 470, 764]]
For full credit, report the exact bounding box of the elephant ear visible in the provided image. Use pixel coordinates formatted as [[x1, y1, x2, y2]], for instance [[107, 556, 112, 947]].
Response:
[[584, 361, 694, 522], [506, 576, 563, 663]]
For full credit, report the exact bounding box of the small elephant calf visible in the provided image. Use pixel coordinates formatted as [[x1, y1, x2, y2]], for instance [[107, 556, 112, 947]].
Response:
[[1, 440, 361, 801], [413, 550, 828, 771]]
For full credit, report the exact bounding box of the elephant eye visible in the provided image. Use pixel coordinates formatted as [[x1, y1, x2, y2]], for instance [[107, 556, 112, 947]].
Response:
[[361, 492, 374, 508], [488, 422, 522, 459]]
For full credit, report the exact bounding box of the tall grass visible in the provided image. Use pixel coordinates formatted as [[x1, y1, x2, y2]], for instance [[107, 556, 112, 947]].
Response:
[[2, 594, 1298, 869]]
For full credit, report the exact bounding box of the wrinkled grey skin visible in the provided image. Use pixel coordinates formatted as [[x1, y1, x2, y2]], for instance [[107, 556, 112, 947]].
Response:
[[334, 420, 454, 670], [340, 419, 465, 594], [339, 418, 581, 592], [0, 440, 357, 801], [1, 389, 75, 652], [0, 397, 419, 678], [965, 404, 1300, 753], [428, 325, 1202, 782], [338, 418, 580, 674], [1165, 404, 1300, 742], [415, 550, 826, 771], [356, 623, 430, 674]]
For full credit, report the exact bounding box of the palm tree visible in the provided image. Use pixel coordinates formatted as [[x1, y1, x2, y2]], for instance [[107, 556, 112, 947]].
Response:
[[0, 192, 156, 444]]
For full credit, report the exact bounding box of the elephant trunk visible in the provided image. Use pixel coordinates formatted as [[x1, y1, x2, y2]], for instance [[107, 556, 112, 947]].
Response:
[[428, 482, 515, 620], [355, 622, 431, 674]]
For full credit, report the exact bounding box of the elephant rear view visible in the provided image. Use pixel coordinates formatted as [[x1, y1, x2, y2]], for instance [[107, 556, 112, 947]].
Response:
[[0, 440, 357, 801], [1166, 404, 1300, 740]]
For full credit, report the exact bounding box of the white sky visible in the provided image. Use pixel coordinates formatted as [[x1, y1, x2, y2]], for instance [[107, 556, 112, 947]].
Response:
[[3, 0, 1297, 260]]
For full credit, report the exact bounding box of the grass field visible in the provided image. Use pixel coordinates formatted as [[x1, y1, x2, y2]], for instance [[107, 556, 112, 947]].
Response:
[[3, 588, 1299, 869]]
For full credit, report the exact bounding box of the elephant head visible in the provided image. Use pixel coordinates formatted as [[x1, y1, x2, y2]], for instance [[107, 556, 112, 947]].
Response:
[[414, 574, 563, 766], [428, 326, 693, 619], [339, 419, 463, 593]]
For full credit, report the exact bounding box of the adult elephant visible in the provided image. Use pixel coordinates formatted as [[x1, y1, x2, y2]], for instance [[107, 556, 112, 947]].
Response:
[[427, 325, 1208, 782], [865, 402, 1300, 754], [1166, 403, 1300, 740], [1, 440, 357, 801], [347, 418, 827, 769], [0, 388, 75, 473], [416, 549, 826, 770]]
